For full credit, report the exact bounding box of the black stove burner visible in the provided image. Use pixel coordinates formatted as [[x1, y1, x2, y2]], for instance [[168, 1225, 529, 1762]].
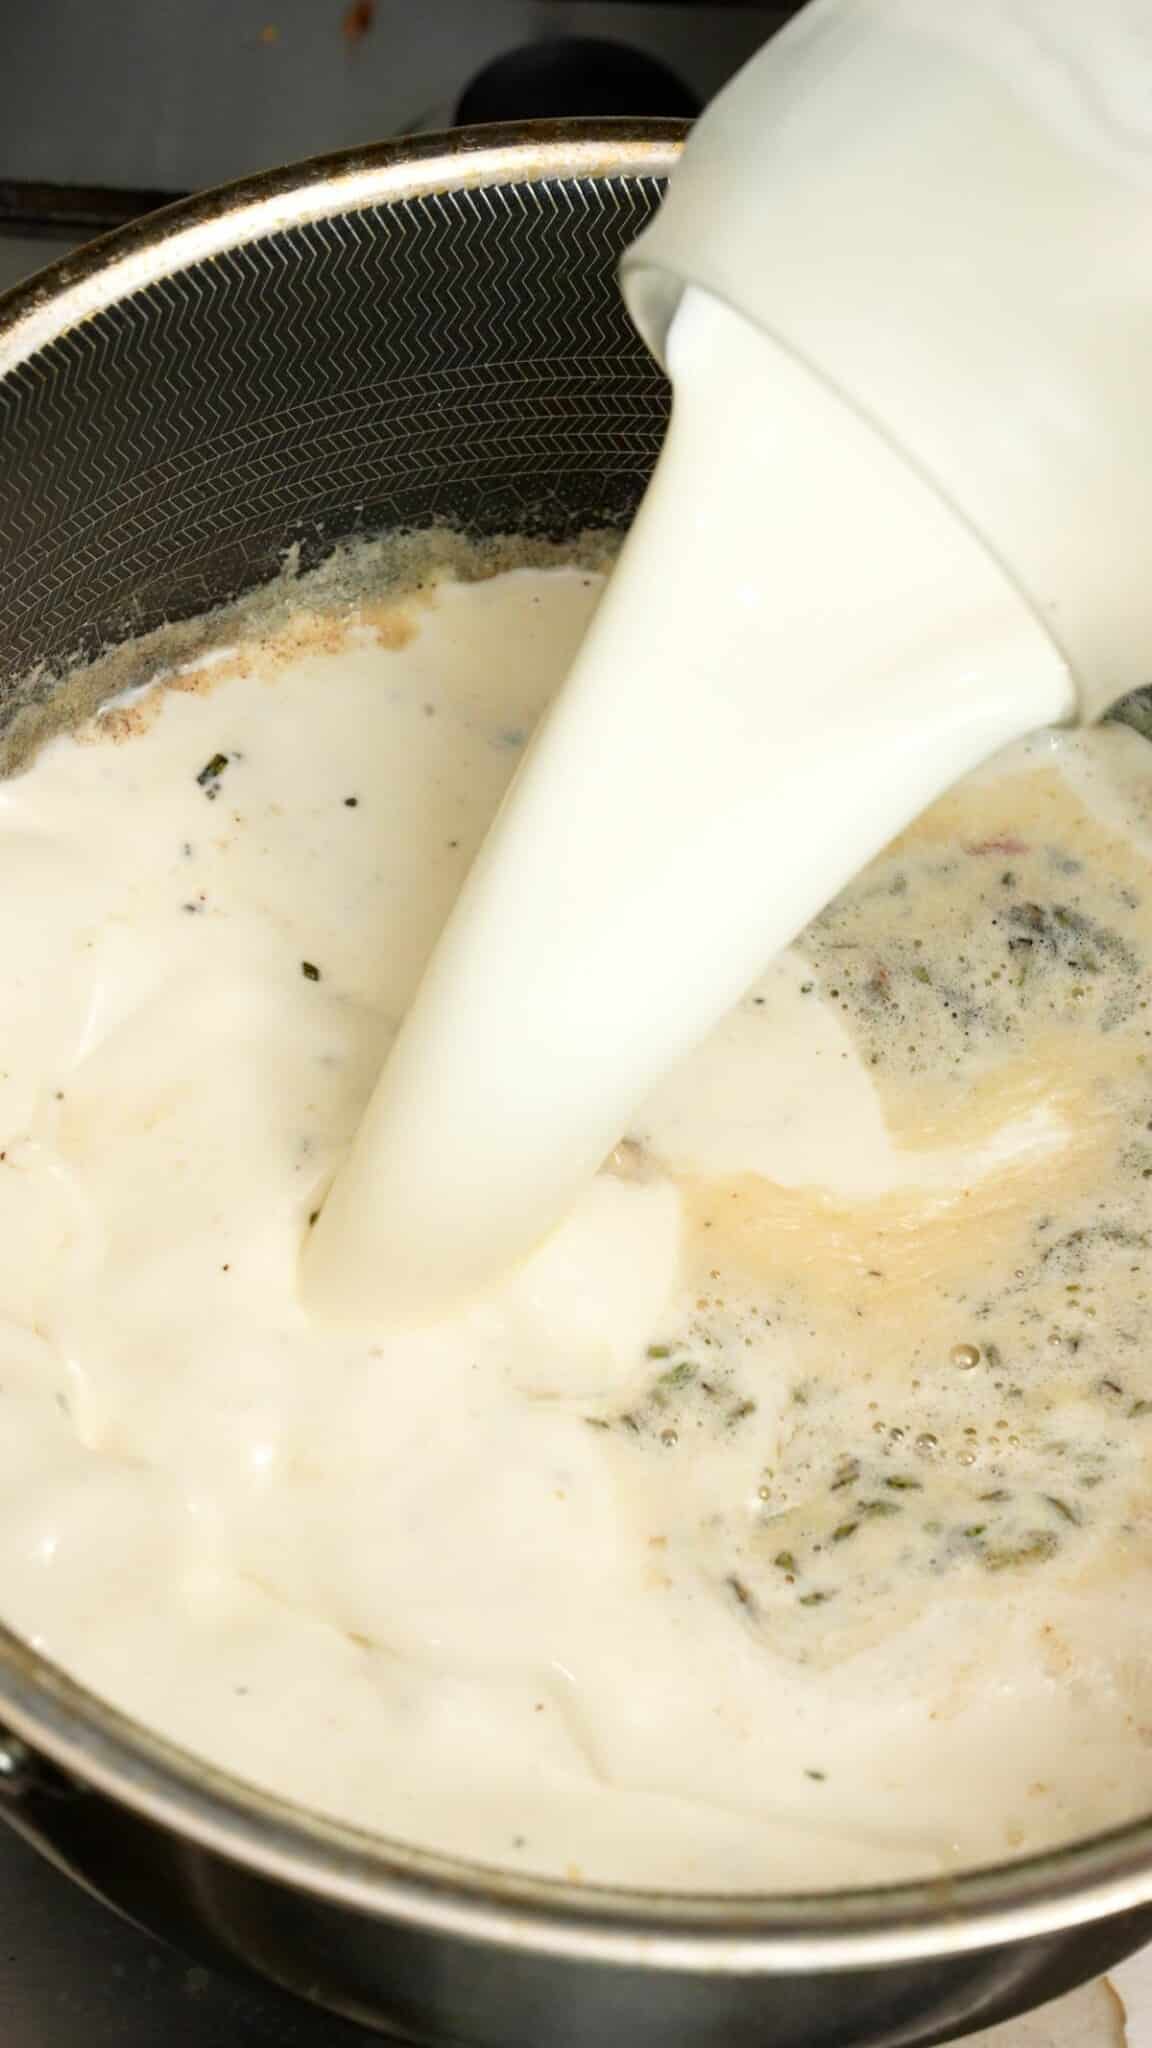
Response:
[[0, 1825, 372, 2046], [455, 37, 701, 125]]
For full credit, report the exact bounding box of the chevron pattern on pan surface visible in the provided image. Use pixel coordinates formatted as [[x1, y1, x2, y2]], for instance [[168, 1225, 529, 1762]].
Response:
[[0, 173, 669, 702]]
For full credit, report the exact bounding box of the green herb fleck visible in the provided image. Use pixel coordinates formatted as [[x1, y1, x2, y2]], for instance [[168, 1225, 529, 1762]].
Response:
[[197, 751, 231, 798], [831, 1521, 859, 1544], [773, 1550, 797, 1573], [798, 1590, 834, 1607], [884, 1475, 923, 1491], [984, 1531, 1059, 1573], [658, 1361, 696, 1390], [301, 961, 321, 982]]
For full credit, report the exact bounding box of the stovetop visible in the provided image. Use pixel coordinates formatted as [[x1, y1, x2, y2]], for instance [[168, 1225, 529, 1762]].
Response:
[[0, 0, 774, 230], [0, 1822, 373, 2046], [4, 1808, 1151, 2047]]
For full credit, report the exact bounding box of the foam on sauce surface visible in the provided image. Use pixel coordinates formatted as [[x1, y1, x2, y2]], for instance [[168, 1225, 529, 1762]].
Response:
[[2, 543, 1152, 1890]]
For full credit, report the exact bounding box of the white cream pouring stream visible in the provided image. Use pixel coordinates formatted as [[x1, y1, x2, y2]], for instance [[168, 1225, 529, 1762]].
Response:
[[307, 0, 1152, 1319], [306, 289, 1071, 1315]]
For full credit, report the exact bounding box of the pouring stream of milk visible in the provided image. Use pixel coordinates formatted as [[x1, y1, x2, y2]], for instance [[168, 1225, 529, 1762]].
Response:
[[304, 285, 1073, 1320]]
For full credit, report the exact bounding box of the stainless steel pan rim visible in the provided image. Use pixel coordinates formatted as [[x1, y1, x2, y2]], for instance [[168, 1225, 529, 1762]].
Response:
[[5, 1611, 1152, 1974], [0, 120, 685, 375], [1, 118, 1150, 1981]]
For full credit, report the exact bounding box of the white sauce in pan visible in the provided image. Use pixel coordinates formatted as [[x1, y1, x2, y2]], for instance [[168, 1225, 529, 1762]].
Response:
[[1, 546, 1151, 1891]]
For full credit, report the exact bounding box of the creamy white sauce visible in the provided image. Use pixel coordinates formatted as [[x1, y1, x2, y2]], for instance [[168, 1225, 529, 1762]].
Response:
[[2, 555, 1152, 1892]]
